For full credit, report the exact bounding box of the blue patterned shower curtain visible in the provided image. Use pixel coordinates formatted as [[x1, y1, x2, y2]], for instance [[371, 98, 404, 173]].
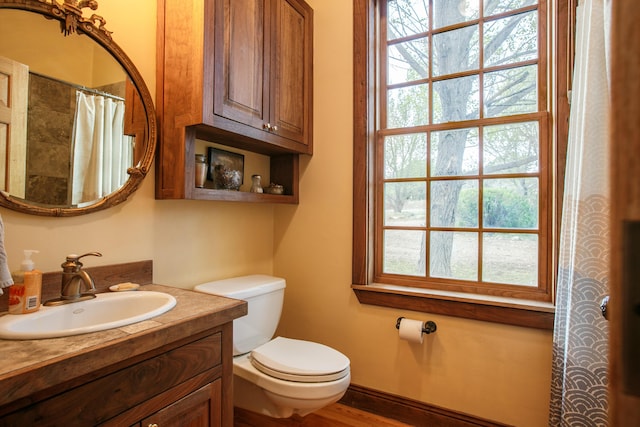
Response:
[[549, 0, 611, 426]]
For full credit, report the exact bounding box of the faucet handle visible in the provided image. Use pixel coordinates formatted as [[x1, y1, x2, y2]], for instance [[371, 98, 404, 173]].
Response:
[[66, 252, 103, 262], [62, 252, 102, 271]]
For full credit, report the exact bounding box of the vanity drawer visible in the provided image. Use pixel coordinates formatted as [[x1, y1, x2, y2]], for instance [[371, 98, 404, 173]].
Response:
[[1, 332, 222, 426]]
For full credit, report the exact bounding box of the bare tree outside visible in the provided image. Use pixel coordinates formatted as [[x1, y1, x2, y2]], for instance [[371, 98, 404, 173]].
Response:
[[381, 0, 542, 286]]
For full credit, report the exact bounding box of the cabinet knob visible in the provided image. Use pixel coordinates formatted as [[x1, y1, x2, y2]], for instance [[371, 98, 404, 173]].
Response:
[[147, 424, 159, 427], [271, 125, 278, 132], [263, 123, 272, 131]]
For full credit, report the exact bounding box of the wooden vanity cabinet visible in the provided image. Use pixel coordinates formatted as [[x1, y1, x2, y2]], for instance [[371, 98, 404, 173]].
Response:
[[0, 326, 232, 427], [156, 0, 313, 203]]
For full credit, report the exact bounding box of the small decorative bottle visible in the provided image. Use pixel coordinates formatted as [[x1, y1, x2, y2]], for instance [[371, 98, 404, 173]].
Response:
[[250, 174, 263, 193], [195, 154, 207, 188]]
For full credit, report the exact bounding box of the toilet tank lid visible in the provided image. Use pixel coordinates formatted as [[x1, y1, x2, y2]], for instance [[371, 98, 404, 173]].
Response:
[[194, 274, 286, 299]]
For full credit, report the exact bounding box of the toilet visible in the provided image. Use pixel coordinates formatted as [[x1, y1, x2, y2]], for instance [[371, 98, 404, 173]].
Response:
[[194, 275, 351, 418]]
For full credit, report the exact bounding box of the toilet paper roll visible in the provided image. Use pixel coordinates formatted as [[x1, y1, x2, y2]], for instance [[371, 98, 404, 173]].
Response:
[[398, 318, 424, 344]]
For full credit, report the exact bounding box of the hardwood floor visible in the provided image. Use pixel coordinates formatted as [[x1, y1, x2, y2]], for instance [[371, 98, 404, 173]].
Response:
[[234, 403, 411, 427]]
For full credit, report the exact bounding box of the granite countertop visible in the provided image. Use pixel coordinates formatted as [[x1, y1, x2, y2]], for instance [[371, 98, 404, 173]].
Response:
[[0, 284, 247, 410]]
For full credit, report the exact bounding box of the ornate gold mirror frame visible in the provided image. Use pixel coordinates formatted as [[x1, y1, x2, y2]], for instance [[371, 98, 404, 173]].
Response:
[[0, 0, 156, 216]]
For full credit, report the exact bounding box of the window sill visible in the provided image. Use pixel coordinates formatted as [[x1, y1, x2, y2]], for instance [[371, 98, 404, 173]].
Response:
[[351, 284, 555, 330]]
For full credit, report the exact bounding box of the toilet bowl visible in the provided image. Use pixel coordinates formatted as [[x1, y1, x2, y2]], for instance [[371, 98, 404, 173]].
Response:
[[234, 337, 351, 417], [194, 275, 351, 418]]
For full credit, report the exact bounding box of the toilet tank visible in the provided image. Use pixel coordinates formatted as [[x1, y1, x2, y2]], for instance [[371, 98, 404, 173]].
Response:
[[194, 275, 286, 355]]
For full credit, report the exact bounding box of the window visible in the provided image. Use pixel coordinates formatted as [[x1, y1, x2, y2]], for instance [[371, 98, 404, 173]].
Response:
[[353, 0, 572, 328]]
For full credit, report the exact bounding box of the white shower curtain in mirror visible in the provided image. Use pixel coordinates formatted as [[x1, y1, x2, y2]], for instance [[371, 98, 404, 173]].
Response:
[[549, 0, 611, 425], [71, 91, 133, 205]]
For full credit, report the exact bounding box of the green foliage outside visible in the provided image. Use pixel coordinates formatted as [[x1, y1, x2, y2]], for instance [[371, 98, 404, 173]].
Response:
[[457, 187, 537, 229]]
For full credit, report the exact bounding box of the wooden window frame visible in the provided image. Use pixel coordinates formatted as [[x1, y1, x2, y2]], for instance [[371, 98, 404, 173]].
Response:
[[352, 0, 573, 330]]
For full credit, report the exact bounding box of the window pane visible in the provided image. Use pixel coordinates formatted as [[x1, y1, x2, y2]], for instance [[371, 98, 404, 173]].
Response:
[[482, 233, 538, 286], [483, 178, 538, 229], [484, 11, 538, 67], [433, 0, 479, 29], [431, 179, 478, 227], [484, 122, 539, 174], [484, 64, 537, 118], [384, 182, 426, 226], [432, 25, 479, 77], [484, 0, 537, 17], [431, 127, 479, 176], [387, 0, 429, 40], [388, 38, 429, 84], [387, 83, 429, 128], [430, 231, 478, 280], [384, 133, 427, 178], [370, 0, 550, 299], [456, 184, 480, 228], [383, 229, 426, 276], [433, 75, 479, 123]]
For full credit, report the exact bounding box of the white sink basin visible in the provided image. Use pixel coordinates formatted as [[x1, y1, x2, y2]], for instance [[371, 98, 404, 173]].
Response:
[[0, 291, 176, 340]]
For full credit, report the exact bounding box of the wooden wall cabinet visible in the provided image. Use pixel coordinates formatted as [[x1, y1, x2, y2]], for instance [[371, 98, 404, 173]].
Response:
[[156, 0, 313, 203]]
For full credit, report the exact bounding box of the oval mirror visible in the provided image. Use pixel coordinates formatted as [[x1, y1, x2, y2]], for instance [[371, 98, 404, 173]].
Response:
[[0, 0, 156, 216]]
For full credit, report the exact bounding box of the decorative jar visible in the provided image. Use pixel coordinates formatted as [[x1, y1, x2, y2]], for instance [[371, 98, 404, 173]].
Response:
[[250, 175, 263, 193]]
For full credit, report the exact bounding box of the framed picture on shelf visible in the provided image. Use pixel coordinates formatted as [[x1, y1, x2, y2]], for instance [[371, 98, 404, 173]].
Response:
[[207, 147, 244, 190]]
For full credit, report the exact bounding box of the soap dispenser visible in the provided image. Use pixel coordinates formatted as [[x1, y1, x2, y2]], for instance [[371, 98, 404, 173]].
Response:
[[8, 250, 42, 314]]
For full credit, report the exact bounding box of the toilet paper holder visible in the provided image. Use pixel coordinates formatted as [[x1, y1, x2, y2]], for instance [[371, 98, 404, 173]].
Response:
[[396, 317, 437, 335]]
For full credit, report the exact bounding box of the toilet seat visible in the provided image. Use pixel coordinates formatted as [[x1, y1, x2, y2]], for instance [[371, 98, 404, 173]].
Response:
[[250, 337, 350, 383]]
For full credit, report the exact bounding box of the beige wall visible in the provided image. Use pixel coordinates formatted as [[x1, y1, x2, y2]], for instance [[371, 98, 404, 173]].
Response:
[[1, 1, 552, 425]]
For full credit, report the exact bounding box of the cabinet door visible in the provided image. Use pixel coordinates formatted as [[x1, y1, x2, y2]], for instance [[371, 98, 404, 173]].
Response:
[[141, 380, 222, 427], [214, 0, 268, 131], [269, 0, 312, 146], [213, 0, 312, 151]]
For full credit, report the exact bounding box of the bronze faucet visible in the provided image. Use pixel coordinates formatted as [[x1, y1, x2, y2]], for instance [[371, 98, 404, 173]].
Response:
[[44, 252, 102, 306]]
